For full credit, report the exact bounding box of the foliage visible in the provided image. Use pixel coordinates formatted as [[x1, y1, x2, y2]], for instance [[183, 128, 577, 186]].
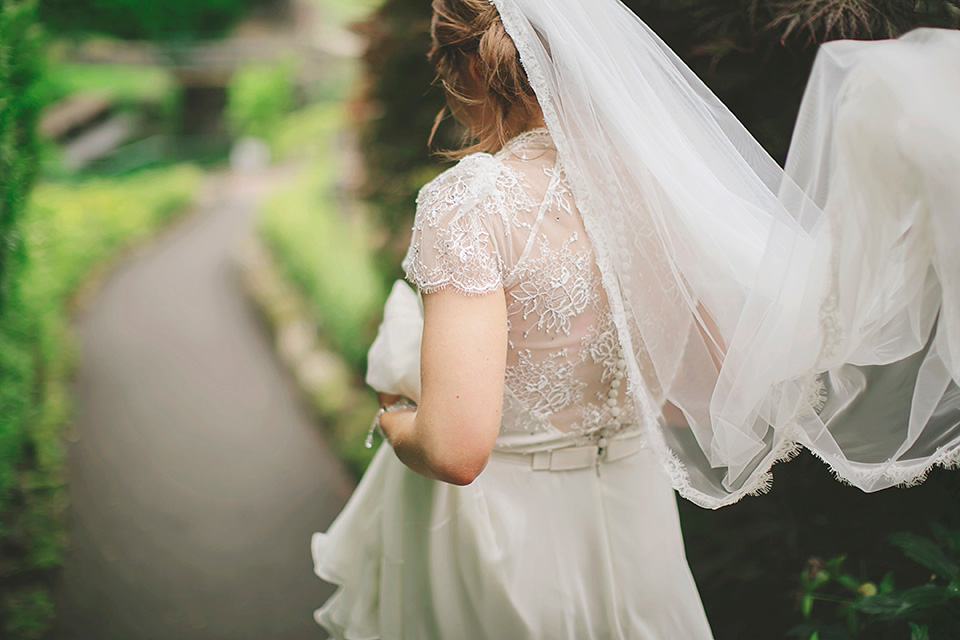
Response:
[[673, 451, 960, 638], [269, 102, 343, 160], [316, 0, 384, 27], [256, 99, 386, 472], [1, 587, 55, 640], [761, 0, 959, 45], [352, 0, 451, 281], [257, 128, 385, 372], [0, 0, 44, 317], [36, 62, 177, 109], [37, 0, 268, 41], [792, 524, 960, 639], [0, 165, 202, 639], [226, 58, 298, 143]]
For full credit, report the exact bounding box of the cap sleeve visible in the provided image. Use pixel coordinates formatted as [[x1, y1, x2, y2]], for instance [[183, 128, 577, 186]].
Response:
[[402, 153, 507, 296]]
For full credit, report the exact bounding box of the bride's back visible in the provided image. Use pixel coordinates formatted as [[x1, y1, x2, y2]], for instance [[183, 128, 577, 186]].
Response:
[[403, 127, 642, 449]]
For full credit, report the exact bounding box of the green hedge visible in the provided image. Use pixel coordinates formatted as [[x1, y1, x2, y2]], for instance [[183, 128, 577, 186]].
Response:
[[0, 165, 202, 639], [0, 0, 43, 316], [255, 99, 386, 473]]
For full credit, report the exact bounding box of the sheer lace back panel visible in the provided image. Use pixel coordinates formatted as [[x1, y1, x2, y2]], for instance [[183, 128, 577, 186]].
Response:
[[402, 129, 641, 450]]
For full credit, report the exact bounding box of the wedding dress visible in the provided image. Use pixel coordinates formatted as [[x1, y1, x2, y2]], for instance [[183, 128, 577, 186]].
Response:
[[312, 129, 715, 639], [311, 0, 960, 634]]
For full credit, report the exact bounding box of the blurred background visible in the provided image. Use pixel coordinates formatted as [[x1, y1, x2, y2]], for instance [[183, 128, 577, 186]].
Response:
[[1, 0, 958, 638]]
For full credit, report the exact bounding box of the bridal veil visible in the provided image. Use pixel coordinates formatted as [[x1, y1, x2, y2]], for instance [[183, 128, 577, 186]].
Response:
[[490, 0, 960, 508]]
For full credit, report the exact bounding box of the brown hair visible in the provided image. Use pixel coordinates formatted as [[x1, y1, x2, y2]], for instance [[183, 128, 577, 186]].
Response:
[[428, 0, 541, 158]]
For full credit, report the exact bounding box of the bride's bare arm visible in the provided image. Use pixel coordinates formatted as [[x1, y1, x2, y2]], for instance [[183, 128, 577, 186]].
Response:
[[380, 286, 507, 485]]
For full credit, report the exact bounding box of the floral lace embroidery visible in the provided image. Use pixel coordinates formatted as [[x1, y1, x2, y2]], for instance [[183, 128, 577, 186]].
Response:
[[505, 348, 586, 419], [402, 153, 539, 295], [508, 234, 595, 336], [582, 309, 621, 384], [542, 162, 575, 216]]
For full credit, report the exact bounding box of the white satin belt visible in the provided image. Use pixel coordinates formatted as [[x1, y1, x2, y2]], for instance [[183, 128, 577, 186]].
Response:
[[490, 430, 646, 471]]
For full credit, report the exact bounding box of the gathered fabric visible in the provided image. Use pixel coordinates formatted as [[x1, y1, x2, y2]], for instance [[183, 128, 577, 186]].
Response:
[[312, 442, 714, 640]]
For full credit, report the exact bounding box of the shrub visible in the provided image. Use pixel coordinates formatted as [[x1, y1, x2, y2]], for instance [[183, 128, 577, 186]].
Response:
[[0, 0, 45, 565], [226, 58, 299, 144], [793, 524, 960, 639], [258, 151, 385, 372]]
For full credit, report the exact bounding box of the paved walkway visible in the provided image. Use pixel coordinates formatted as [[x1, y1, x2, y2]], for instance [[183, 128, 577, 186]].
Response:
[[52, 170, 355, 639]]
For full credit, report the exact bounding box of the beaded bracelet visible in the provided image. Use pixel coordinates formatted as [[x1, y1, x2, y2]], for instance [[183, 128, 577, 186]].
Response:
[[365, 398, 418, 449]]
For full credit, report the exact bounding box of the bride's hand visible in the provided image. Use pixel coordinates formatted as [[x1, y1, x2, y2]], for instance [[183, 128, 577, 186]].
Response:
[[377, 392, 403, 409]]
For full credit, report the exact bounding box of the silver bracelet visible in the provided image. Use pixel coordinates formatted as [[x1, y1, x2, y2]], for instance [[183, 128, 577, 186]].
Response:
[[365, 398, 418, 449]]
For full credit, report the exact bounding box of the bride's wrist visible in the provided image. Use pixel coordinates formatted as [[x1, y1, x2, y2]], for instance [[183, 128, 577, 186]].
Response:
[[379, 406, 416, 443], [365, 398, 417, 449]]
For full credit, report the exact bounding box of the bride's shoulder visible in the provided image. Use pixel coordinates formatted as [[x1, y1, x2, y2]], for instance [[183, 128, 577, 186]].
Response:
[[416, 151, 535, 222], [417, 152, 503, 207]]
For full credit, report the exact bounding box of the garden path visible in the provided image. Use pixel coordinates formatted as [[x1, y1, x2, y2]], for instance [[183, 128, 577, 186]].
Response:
[[51, 168, 354, 639]]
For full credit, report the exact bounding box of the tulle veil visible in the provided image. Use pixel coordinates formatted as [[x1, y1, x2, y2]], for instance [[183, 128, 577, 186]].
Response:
[[489, 0, 960, 508]]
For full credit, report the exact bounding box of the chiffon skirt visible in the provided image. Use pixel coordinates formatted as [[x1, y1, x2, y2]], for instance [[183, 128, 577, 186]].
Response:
[[311, 441, 715, 639]]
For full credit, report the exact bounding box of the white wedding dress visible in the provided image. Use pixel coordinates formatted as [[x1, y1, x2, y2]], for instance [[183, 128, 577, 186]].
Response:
[[311, 128, 715, 639]]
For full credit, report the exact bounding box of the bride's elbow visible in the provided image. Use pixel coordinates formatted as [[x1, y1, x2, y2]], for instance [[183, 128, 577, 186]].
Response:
[[427, 440, 492, 485], [434, 457, 488, 486], [420, 420, 496, 486]]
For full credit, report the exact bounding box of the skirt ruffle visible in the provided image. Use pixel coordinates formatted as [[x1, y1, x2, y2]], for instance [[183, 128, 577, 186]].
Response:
[[311, 443, 714, 640]]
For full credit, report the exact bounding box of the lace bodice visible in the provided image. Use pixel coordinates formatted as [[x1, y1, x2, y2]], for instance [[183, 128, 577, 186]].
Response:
[[402, 128, 643, 451]]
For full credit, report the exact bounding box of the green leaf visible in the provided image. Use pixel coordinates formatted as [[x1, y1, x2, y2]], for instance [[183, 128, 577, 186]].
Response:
[[947, 580, 960, 598], [836, 574, 861, 594], [809, 570, 831, 590], [853, 585, 949, 621], [845, 607, 858, 634], [802, 593, 814, 618], [909, 622, 930, 640], [786, 622, 853, 640], [889, 532, 960, 580], [825, 555, 847, 574], [930, 522, 960, 556], [879, 571, 896, 595]]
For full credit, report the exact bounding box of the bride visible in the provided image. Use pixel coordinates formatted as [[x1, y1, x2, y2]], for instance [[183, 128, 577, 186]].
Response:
[[312, 0, 960, 637]]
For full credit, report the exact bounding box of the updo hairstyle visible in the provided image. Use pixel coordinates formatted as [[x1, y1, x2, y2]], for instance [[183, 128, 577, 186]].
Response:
[[428, 0, 541, 157]]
